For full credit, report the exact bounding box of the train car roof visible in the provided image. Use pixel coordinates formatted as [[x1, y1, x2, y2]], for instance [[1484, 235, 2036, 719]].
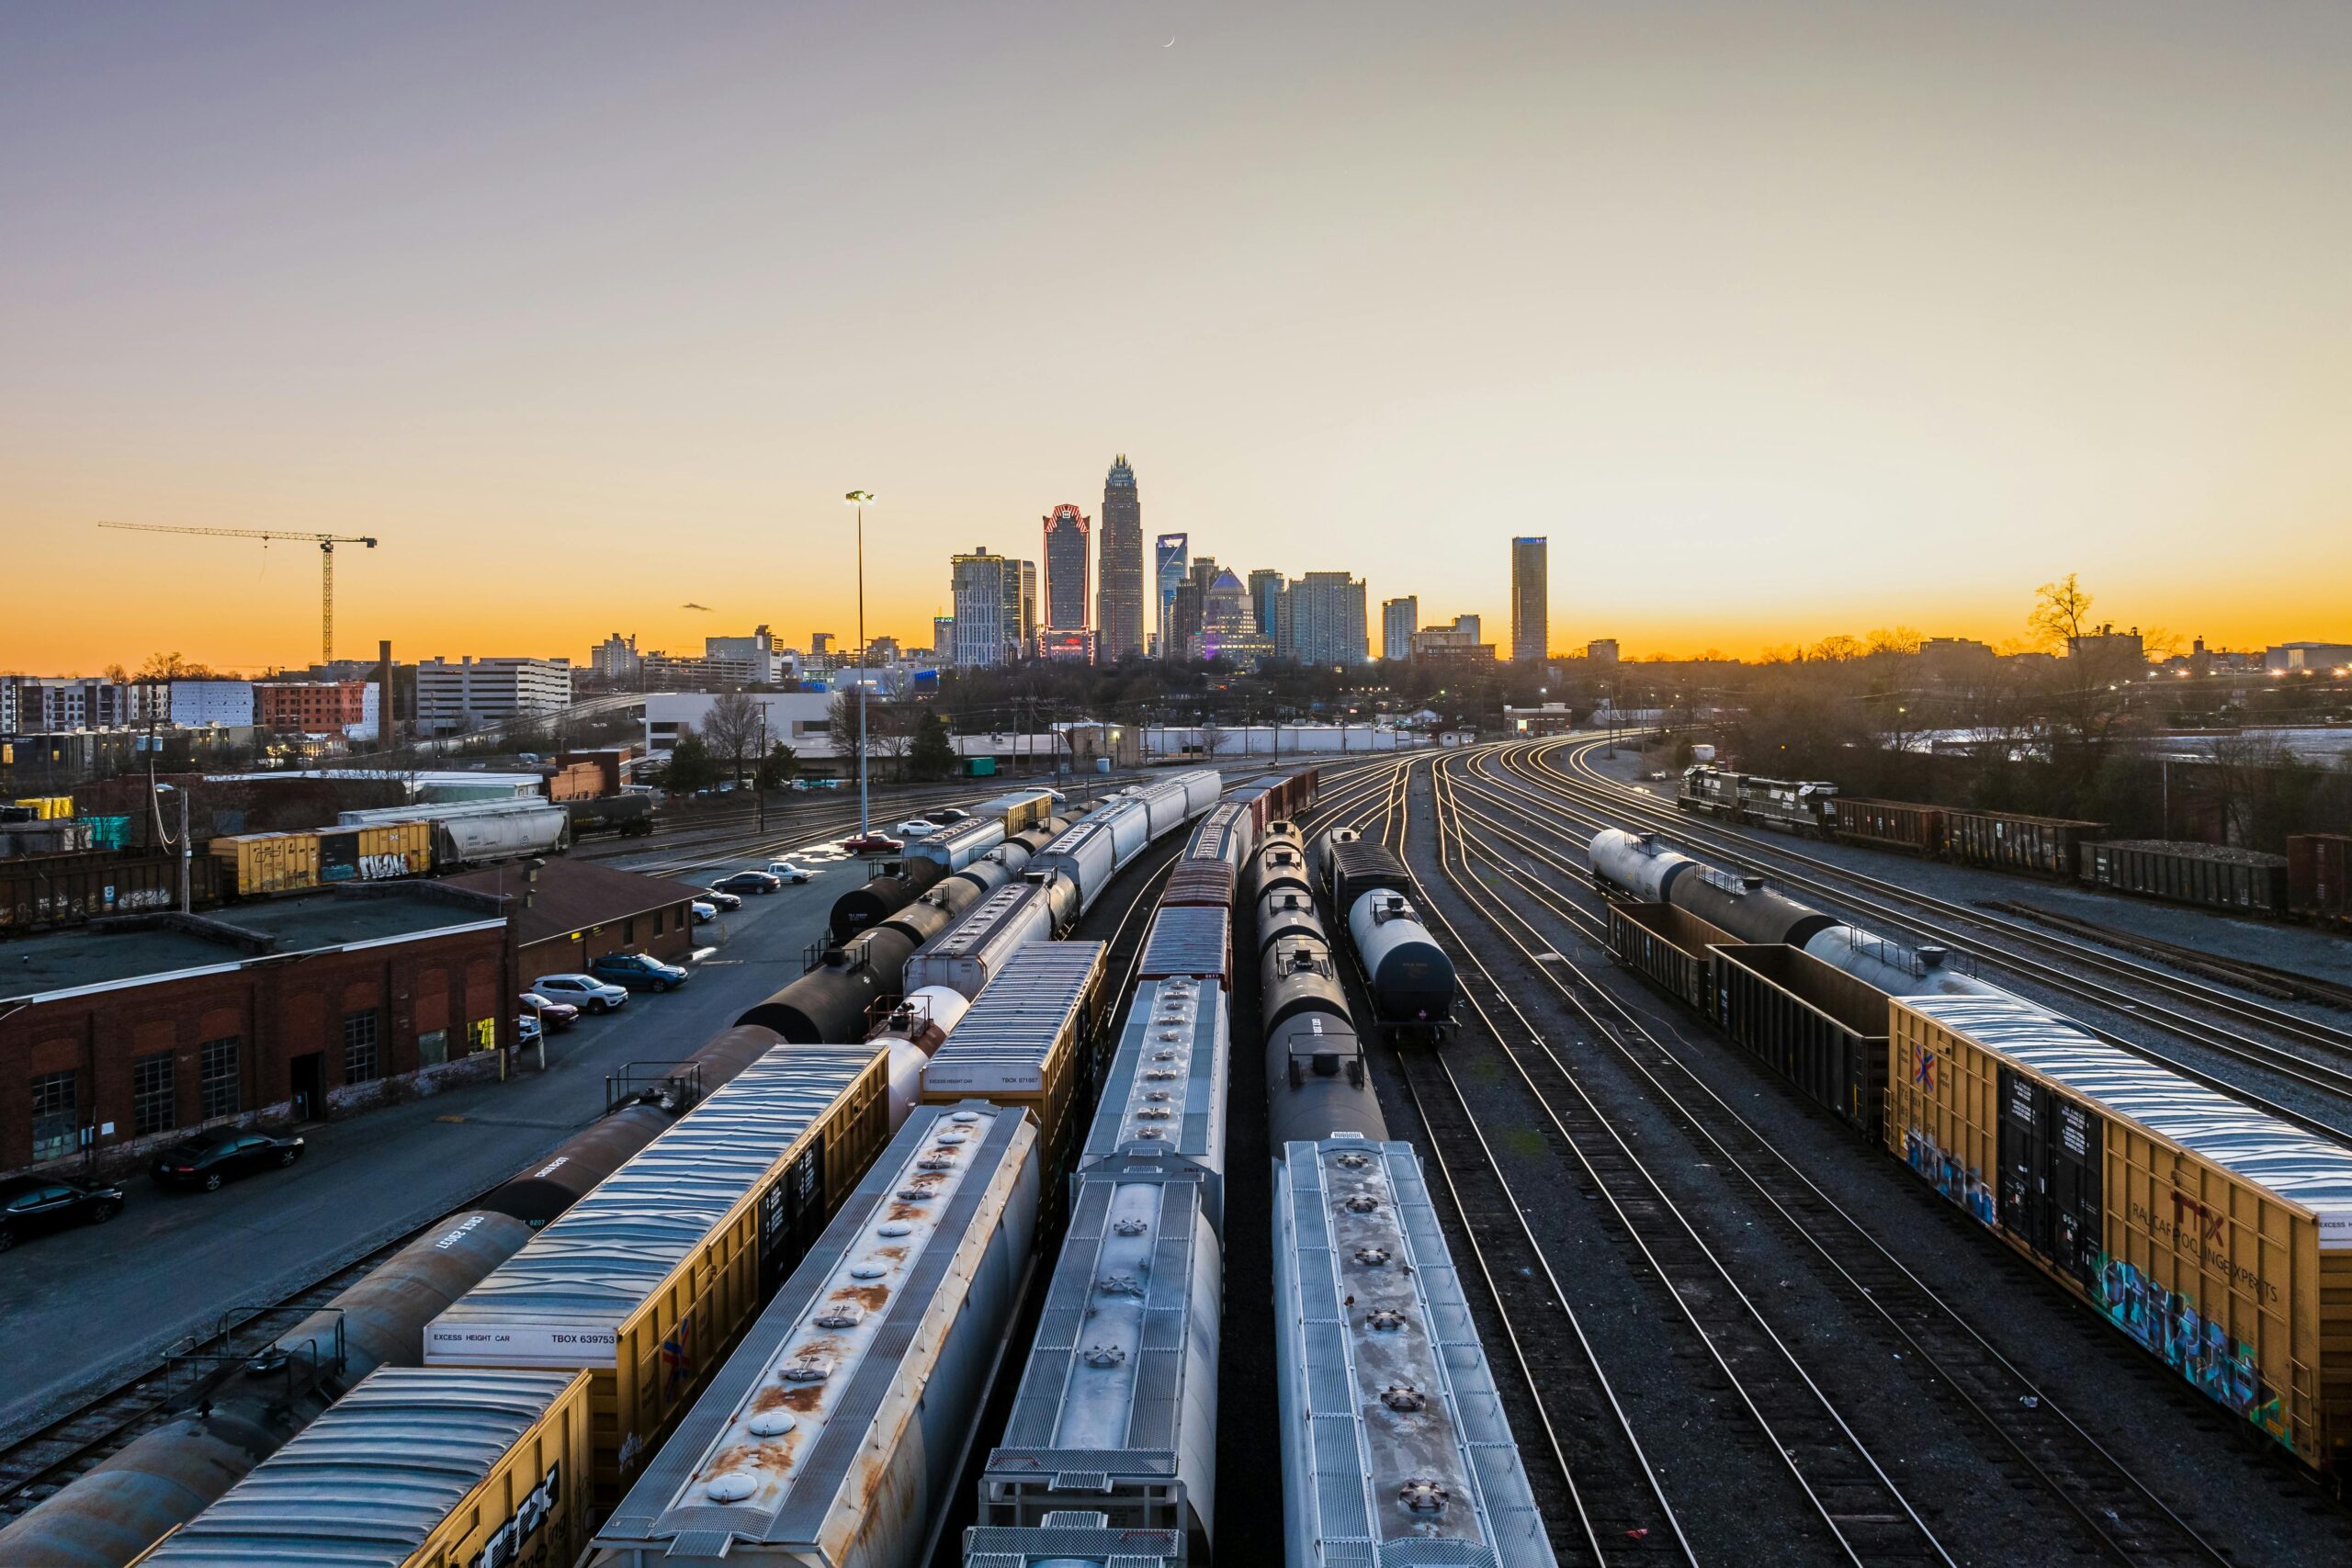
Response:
[[596, 1104, 1035, 1560], [1274, 1137, 1557, 1564], [1136, 904, 1232, 986], [133, 1367, 586, 1568], [923, 943, 1105, 1095], [426, 1047, 882, 1342], [922, 879, 1050, 960], [981, 1166, 1218, 1529], [1904, 993, 2352, 1245], [1083, 977, 1227, 1170]]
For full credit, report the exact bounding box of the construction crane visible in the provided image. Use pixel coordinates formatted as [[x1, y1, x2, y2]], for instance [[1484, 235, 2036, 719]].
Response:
[[97, 522, 379, 663]]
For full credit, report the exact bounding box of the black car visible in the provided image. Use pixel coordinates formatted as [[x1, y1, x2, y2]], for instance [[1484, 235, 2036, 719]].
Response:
[[0, 1174, 125, 1252], [151, 1130, 307, 1191], [698, 886, 745, 911], [712, 870, 782, 895]]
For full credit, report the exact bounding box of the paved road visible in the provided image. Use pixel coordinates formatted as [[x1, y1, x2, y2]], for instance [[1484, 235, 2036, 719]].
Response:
[[0, 852, 842, 1444]]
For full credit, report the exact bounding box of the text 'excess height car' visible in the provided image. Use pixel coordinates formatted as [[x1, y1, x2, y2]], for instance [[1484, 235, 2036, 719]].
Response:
[[0, 1173, 126, 1252], [589, 952, 691, 992], [529, 972, 631, 1013], [151, 1129, 306, 1192]]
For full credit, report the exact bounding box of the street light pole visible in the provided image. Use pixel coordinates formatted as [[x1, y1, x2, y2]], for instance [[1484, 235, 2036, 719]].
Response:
[[845, 491, 875, 837]]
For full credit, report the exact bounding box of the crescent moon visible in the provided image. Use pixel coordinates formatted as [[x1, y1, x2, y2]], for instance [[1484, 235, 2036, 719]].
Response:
[[1163, 37, 1176, 47]]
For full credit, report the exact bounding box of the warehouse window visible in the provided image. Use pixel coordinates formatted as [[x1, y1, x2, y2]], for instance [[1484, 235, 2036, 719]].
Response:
[[652, 908, 664, 936], [132, 1053, 176, 1137], [198, 1037, 241, 1122], [342, 1010, 381, 1084], [624, 918, 636, 943], [28, 1069, 75, 1163]]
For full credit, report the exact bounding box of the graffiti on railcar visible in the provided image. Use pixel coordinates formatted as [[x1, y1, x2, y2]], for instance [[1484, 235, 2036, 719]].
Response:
[[2094, 1255, 2290, 1449], [1902, 1125, 1994, 1225]]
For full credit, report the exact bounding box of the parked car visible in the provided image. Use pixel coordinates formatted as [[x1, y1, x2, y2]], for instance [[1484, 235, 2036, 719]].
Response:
[[698, 886, 745, 911], [712, 870, 782, 896], [151, 1130, 306, 1192], [841, 833, 903, 854], [690, 900, 718, 924], [893, 818, 942, 839], [591, 952, 692, 992], [519, 991, 580, 1030], [0, 1174, 125, 1252], [787, 779, 810, 792], [765, 861, 816, 883], [933, 807, 971, 823], [515, 1012, 545, 1049], [531, 973, 631, 1013]]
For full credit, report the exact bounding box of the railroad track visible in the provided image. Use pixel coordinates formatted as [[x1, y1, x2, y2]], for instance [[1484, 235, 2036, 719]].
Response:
[[0, 1199, 497, 1520], [1328, 761, 1692, 1568], [1424, 751, 2233, 1567], [1474, 741, 2352, 1134]]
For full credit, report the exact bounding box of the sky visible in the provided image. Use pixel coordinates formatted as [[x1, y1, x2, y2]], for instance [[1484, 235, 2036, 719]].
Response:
[[4, 1, 2348, 674]]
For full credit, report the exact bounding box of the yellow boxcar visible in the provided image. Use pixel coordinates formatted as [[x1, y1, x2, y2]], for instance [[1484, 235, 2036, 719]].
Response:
[[129, 1366, 593, 1568], [209, 821, 433, 896], [1885, 991, 2352, 1473], [423, 1046, 890, 1503], [13, 795, 74, 819]]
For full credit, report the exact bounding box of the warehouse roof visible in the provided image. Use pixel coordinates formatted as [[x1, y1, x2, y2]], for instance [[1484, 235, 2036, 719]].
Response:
[[442, 857, 705, 948], [0, 886, 504, 1003], [1905, 994, 2352, 1247]]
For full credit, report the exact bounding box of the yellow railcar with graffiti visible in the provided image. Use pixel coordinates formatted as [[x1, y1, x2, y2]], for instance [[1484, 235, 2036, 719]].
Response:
[[1883, 991, 2352, 1475]]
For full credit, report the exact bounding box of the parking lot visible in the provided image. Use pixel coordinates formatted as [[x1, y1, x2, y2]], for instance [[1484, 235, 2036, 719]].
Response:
[[0, 847, 852, 1444]]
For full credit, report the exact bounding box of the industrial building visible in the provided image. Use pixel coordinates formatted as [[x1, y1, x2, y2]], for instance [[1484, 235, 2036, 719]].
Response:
[[413, 657, 573, 735], [444, 857, 703, 978], [0, 885, 513, 1183]]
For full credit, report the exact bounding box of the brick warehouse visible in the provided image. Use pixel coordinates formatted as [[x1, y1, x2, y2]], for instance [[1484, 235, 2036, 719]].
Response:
[[0, 886, 513, 1183]]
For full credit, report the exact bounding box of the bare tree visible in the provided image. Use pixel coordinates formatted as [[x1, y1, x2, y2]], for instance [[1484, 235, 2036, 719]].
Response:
[[2028, 574, 2096, 651], [702, 693, 765, 785]]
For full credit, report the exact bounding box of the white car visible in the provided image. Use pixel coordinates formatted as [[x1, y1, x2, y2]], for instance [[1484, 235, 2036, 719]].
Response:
[[766, 861, 816, 883], [690, 900, 718, 924], [893, 818, 942, 839], [530, 974, 631, 1015]]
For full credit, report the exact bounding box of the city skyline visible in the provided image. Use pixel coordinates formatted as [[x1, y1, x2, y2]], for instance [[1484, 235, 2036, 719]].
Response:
[[6, 5, 2350, 671]]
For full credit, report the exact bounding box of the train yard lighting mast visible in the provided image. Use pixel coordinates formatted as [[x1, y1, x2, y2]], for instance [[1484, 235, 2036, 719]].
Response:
[[96, 521, 379, 663], [844, 491, 875, 837]]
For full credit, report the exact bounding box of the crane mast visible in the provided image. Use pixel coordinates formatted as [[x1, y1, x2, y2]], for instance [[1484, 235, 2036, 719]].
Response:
[[96, 523, 379, 663]]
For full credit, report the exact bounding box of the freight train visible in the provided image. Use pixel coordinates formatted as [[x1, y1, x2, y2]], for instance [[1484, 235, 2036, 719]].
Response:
[[1589, 826, 2352, 1477], [1311, 829, 1457, 1043]]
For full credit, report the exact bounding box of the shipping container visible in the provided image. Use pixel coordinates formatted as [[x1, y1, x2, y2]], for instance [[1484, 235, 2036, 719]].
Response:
[[13, 795, 74, 819], [1831, 796, 1945, 856], [208, 821, 435, 897], [591, 1102, 1040, 1568], [0, 851, 221, 929], [127, 1367, 594, 1568], [1883, 992, 2352, 1472], [1712, 942, 1889, 1134], [424, 1045, 890, 1502], [922, 942, 1106, 1193], [2289, 834, 2352, 928], [1945, 807, 2103, 878], [1605, 899, 1734, 1013], [2081, 839, 2291, 916], [901, 880, 1057, 1000], [1136, 903, 1232, 989], [1081, 976, 1230, 1234], [980, 1163, 1222, 1558], [1273, 1138, 1558, 1567], [973, 786, 1056, 836]]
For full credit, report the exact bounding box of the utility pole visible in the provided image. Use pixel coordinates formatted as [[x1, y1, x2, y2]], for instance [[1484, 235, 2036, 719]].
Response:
[[845, 491, 875, 836]]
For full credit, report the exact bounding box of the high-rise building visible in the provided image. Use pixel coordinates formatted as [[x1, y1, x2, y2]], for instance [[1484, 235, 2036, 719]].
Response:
[[933, 615, 955, 656], [1245, 568, 1282, 637], [1288, 572, 1370, 666], [1200, 569, 1273, 665], [590, 633, 641, 681], [1016, 561, 1037, 656], [413, 657, 572, 735], [1097, 457, 1145, 661], [1042, 505, 1091, 655], [1167, 582, 1204, 660], [1154, 533, 1189, 658], [1587, 637, 1619, 665], [1510, 536, 1548, 662], [952, 547, 1012, 668], [1381, 597, 1418, 661]]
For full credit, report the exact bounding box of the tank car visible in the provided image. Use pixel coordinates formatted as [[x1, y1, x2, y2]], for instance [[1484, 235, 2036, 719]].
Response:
[[1262, 933, 1351, 1035], [734, 926, 914, 1042], [1587, 827, 1699, 904], [1264, 1012, 1385, 1146], [1346, 889, 1455, 1039], [1255, 886, 1326, 953], [827, 856, 945, 942], [1248, 839, 1314, 902], [1668, 864, 1838, 949]]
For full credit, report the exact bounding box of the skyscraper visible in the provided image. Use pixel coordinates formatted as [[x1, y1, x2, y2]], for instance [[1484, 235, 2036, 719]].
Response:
[[1042, 505, 1091, 655], [1010, 561, 1037, 661], [1381, 596, 1418, 661], [951, 547, 1011, 668], [1246, 570, 1286, 650], [1288, 572, 1369, 666], [1510, 536, 1548, 661], [1096, 457, 1145, 661], [932, 615, 955, 656], [1201, 569, 1272, 664], [1154, 533, 1188, 658]]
